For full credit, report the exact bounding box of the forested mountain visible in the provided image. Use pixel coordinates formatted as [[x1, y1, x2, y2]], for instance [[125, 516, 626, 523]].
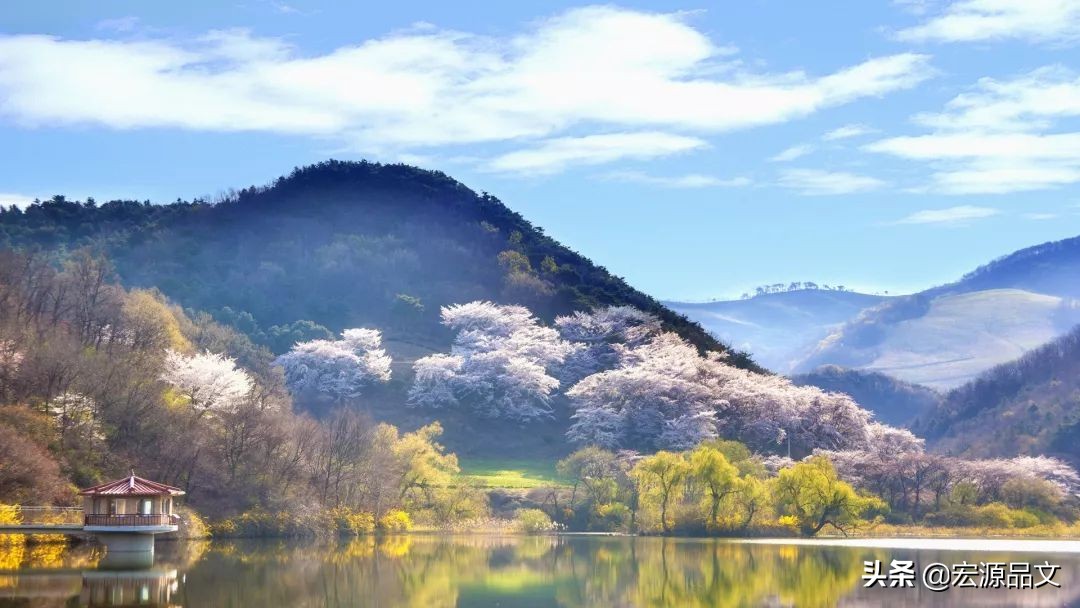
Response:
[[665, 289, 889, 373], [916, 325, 1080, 463], [0, 160, 760, 457], [791, 365, 941, 427], [0, 161, 740, 364]]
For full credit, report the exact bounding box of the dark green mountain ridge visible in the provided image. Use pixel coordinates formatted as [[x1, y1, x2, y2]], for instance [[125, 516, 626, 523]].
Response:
[[0, 160, 751, 366]]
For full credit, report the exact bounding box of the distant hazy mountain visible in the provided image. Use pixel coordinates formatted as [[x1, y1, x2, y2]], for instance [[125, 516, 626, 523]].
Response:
[[795, 236, 1080, 389], [664, 289, 890, 372], [796, 288, 1080, 389], [915, 325, 1080, 462], [672, 235, 1080, 389], [791, 365, 941, 427]]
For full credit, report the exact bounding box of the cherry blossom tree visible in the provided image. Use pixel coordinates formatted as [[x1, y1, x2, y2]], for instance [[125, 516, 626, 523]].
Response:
[[409, 301, 576, 422], [274, 328, 392, 402], [161, 349, 254, 416], [555, 306, 661, 383], [567, 330, 876, 453]]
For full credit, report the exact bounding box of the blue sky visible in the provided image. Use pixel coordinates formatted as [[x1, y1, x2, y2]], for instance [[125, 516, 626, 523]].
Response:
[[2, 1, 1080, 300]]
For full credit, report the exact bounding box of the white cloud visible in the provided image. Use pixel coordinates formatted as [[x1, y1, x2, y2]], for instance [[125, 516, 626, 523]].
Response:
[[894, 205, 999, 224], [867, 67, 1080, 193], [769, 144, 814, 162], [0, 6, 933, 170], [778, 169, 885, 195], [0, 193, 38, 208], [896, 0, 1080, 44], [600, 170, 751, 188], [822, 123, 876, 140], [486, 132, 706, 175], [1022, 212, 1058, 220]]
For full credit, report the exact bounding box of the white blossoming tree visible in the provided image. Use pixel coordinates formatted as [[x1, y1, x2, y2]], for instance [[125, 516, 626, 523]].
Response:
[[567, 331, 876, 453], [409, 301, 577, 422], [274, 328, 392, 402], [161, 349, 254, 417], [555, 306, 662, 384]]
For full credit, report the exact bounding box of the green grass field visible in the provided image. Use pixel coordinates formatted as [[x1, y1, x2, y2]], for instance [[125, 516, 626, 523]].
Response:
[[457, 458, 570, 489]]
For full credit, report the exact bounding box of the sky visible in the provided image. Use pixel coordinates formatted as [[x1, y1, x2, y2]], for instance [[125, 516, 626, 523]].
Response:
[[2, 1, 1080, 301]]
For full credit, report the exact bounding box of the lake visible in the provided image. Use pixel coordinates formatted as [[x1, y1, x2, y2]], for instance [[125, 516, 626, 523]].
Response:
[[1, 535, 1079, 606]]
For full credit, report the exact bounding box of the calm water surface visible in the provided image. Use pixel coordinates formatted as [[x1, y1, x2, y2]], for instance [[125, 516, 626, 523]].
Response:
[[2, 535, 1079, 606]]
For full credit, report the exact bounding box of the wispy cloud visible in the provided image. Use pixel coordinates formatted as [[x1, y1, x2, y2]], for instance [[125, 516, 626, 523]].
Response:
[[896, 0, 1080, 44], [866, 67, 1080, 193], [778, 169, 885, 195], [95, 16, 141, 32], [822, 123, 876, 140], [894, 205, 999, 224], [270, 1, 301, 15], [769, 144, 814, 162], [0, 192, 39, 208], [486, 132, 706, 175], [1021, 212, 1058, 220], [600, 170, 751, 188], [0, 6, 934, 173]]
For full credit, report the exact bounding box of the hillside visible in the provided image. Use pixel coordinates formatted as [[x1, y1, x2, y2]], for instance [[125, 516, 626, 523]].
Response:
[[671, 236, 1080, 388], [952, 236, 1080, 298], [0, 160, 756, 456], [916, 325, 1080, 463], [788, 235, 1080, 388], [665, 289, 889, 373], [791, 365, 940, 427], [796, 289, 1080, 389]]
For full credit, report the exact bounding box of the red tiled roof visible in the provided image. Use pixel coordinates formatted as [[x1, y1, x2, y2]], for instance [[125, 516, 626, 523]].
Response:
[[78, 474, 185, 496]]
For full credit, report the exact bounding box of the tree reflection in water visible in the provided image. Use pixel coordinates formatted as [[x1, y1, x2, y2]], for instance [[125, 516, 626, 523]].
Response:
[[0, 536, 1076, 606]]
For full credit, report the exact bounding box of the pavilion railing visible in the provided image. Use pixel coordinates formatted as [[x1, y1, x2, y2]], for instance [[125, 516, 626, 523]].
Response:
[[84, 514, 176, 527]]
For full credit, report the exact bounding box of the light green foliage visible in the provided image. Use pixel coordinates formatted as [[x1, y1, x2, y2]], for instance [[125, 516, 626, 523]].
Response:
[[1000, 477, 1062, 512], [773, 456, 886, 536], [688, 445, 738, 526], [556, 447, 634, 531], [632, 451, 691, 533], [498, 250, 532, 274], [926, 502, 1042, 529], [459, 458, 567, 489], [515, 508, 554, 534]]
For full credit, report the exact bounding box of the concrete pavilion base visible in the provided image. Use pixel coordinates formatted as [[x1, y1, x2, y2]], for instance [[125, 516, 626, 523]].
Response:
[[92, 532, 157, 555]]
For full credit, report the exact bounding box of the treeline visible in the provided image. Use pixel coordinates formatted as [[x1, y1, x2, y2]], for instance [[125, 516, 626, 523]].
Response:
[[738, 282, 853, 300], [527, 435, 1080, 536], [0, 249, 485, 533], [791, 365, 941, 427]]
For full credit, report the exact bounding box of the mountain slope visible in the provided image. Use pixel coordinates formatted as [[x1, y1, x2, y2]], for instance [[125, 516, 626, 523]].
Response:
[[0, 160, 757, 456], [0, 161, 745, 361], [664, 289, 889, 372], [796, 288, 1080, 388], [791, 365, 940, 427], [672, 235, 1080, 387], [789, 236, 1080, 388], [915, 325, 1080, 463]]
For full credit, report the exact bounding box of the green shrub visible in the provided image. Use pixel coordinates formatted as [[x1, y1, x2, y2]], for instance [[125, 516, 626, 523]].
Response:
[[515, 508, 554, 534], [925, 502, 1048, 529]]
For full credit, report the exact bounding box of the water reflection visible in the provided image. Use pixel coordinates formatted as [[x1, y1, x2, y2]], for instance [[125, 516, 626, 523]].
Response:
[[0, 536, 1078, 606]]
